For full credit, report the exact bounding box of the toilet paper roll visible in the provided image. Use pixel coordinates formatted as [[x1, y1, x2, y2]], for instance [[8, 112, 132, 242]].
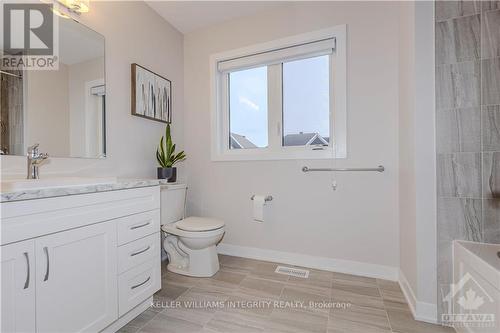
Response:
[[252, 195, 266, 222]]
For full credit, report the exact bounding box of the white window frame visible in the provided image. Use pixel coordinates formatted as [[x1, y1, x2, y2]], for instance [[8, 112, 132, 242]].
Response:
[[210, 25, 347, 161]]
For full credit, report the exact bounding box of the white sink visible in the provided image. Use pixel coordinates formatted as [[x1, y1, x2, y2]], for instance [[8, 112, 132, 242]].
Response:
[[0, 177, 117, 192]]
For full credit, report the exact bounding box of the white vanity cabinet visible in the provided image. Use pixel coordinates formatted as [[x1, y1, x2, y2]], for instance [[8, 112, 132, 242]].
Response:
[[1, 240, 36, 333], [1, 185, 161, 333], [35, 222, 118, 333]]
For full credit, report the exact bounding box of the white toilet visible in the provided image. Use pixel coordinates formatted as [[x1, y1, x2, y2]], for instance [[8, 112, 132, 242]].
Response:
[[160, 183, 225, 277]]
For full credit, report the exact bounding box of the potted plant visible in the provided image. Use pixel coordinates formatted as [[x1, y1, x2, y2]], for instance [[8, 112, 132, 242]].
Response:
[[156, 124, 186, 182]]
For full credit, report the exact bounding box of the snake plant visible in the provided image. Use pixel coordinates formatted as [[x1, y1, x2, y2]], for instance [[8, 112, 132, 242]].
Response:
[[156, 124, 186, 168]]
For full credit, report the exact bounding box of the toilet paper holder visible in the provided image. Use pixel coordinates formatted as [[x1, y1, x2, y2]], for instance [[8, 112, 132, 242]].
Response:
[[250, 195, 273, 202]]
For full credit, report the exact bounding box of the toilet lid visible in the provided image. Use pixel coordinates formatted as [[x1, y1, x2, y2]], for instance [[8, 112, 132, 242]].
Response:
[[175, 217, 225, 232]]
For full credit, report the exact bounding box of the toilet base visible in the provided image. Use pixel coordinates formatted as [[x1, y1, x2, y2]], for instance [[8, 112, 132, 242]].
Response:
[[162, 222, 224, 278], [165, 244, 220, 277], [166, 263, 192, 276]]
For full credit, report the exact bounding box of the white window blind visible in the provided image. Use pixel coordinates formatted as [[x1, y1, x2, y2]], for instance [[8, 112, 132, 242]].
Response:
[[217, 38, 335, 72]]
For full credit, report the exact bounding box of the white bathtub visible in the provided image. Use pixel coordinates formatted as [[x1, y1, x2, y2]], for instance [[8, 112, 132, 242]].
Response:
[[451, 241, 500, 333]]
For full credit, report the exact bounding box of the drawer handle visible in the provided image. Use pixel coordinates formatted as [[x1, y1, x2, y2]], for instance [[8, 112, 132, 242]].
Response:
[[130, 221, 151, 230], [23, 252, 30, 289], [130, 245, 151, 257], [43, 247, 49, 282], [131, 276, 151, 290]]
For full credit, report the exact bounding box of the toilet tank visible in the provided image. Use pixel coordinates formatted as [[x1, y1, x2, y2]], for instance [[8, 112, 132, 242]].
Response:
[[160, 183, 187, 225]]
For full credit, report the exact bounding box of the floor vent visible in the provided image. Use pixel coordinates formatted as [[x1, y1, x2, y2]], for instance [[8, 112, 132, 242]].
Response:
[[275, 266, 309, 278]]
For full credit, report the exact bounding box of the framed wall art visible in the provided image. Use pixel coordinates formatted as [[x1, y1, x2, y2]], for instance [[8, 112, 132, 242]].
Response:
[[131, 63, 172, 123]]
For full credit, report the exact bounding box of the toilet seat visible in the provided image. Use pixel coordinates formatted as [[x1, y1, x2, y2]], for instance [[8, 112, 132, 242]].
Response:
[[175, 217, 225, 232], [161, 220, 225, 239]]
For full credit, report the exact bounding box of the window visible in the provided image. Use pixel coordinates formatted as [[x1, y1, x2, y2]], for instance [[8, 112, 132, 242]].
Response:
[[211, 26, 346, 161], [229, 66, 268, 149], [282, 55, 330, 147]]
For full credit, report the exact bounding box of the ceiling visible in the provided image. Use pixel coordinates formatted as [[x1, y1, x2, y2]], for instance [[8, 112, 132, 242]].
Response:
[[145, 1, 288, 34]]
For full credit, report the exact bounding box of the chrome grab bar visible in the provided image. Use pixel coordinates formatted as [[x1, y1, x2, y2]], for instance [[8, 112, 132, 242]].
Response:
[[0, 70, 22, 79], [302, 165, 385, 173]]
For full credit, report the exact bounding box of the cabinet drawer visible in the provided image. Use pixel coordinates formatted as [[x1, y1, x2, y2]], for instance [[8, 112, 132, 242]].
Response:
[[2, 186, 160, 246], [118, 233, 160, 274], [118, 258, 160, 316], [116, 210, 160, 245]]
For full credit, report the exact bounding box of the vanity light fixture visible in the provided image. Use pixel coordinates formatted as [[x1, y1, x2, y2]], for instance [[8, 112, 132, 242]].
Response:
[[41, 0, 90, 18], [50, 2, 71, 18], [58, 0, 90, 13]]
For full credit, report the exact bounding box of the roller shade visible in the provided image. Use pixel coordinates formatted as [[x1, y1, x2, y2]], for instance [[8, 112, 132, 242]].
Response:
[[218, 38, 335, 72]]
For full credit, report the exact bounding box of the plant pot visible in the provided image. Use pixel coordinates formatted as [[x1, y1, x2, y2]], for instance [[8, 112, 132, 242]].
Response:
[[157, 167, 173, 180], [168, 167, 177, 183]]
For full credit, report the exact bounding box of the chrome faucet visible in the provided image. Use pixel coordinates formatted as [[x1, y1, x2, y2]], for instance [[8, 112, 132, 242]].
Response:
[[27, 144, 48, 179]]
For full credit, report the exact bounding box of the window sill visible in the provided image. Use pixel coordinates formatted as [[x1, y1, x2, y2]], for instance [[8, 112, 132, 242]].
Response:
[[211, 149, 347, 162]]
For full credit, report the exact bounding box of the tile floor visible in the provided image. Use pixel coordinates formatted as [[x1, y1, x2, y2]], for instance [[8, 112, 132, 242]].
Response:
[[119, 255, 455, 333]]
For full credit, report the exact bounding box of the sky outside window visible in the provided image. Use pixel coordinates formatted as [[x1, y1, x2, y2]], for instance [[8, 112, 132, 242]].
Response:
[[229, 66, 268, 148], [283, 55, 330, 140]]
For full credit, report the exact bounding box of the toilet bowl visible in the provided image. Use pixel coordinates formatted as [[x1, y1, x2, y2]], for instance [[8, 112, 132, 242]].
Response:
[[162, 217, 225, 277], [160, 184, 225, 277]]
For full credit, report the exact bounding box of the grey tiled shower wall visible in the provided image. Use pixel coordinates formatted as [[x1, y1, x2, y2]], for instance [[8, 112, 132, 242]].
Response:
[[435, 0, 500, 318]]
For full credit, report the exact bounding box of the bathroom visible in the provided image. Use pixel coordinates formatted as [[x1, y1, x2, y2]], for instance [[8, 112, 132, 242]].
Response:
[[0, 1, 498, 333]]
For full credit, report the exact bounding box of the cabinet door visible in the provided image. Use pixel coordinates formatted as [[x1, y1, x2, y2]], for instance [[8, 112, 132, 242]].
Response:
[[35, 222, 118, 333], [1, 240, 36, 333]]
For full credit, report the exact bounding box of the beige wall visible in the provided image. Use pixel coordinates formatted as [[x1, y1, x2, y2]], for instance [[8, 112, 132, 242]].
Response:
[[1, 1, 184, 179], [25, 63, 70, 157], [184, 2, 400, 275]]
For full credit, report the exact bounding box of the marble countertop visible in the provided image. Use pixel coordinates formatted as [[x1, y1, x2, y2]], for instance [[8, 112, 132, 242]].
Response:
[[0, 179, 169, 203]]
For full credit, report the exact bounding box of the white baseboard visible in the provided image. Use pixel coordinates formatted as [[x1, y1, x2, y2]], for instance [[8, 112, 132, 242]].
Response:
[[398, 269, 438, 324], [217, 243, 399, 281], [415, 302, 438, 324]]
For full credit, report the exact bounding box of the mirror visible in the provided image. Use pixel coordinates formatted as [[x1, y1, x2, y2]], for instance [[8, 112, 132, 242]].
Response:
[[0, 17, 106, 158]]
